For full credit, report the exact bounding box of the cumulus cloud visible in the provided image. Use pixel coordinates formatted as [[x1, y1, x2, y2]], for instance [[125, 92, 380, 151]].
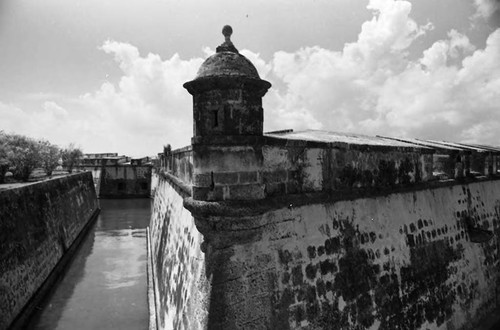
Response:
[[78, 40, 203, 155], [372, 28, 500, 144], [474, 0, 500, 19], [263, 0, 435, 134]]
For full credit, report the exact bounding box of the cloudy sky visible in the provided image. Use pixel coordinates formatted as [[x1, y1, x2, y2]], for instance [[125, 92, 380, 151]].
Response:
[[1, 0, 499, 157]]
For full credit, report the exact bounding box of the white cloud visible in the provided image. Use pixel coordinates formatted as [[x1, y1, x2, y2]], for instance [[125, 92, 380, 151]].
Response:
[[75, 41, 203, 155], [368, 28, 500, 143], [263, 0, 434, 134], [473, 0, 500, 19], [42, 101, 68, 118], [240, 49, 272, 79]]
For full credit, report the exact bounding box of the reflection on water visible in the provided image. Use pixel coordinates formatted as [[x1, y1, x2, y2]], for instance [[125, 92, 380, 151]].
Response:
[[27, 199, 151, 330]]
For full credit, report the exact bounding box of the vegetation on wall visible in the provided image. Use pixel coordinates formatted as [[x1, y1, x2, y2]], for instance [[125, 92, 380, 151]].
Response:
[[0, 131, 83, 183]]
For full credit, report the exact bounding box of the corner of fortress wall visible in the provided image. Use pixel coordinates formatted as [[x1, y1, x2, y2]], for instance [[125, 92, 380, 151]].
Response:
[[150, 165, 500, 330], [0, 172, 100, 330]]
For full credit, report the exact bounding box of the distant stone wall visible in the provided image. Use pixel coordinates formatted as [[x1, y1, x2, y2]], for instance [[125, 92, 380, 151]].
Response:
[[0, 173, 99, 329], [149, 172, 208, 330], [179, 178, 500, 329], [98, 165, 152, 198]]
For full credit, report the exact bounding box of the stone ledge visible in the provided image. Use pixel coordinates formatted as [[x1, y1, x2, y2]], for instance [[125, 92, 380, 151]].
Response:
[[191, 135, 436, 154], [184, 76, 271, 96], [159, 170, 191, 198], [192, 183, 265, 201], [184, 176, 500, 219]]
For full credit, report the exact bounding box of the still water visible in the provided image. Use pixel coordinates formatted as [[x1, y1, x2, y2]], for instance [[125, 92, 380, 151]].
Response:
[[26, 199, 151, 330]]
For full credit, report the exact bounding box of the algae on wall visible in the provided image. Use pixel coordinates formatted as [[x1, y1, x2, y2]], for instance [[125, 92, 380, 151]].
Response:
[[149, 173, 209, 330]]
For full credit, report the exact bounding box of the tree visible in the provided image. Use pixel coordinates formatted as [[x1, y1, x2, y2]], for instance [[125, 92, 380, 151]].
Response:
[[6, 134, 43, 182], [39, 140, 60, 177], [0, 132, 9, 183], [61, 144, 83, 173]]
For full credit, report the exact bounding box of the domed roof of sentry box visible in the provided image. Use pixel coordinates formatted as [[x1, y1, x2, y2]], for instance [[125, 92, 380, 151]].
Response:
[[184, 25, 271, 96], [195, 25, 260, 79]]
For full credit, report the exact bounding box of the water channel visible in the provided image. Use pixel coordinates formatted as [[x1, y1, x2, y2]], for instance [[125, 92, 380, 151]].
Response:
[[26, 199, 151, 330]]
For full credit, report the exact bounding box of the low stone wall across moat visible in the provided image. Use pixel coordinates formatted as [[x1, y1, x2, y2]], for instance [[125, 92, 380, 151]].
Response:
[[80, 165, 152, 198]]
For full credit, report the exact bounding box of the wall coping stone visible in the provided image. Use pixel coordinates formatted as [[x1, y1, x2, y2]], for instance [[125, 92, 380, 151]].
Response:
[[0, 172, 92, 194], [171, 145, 193, 155], [183, 76, 271, 96], [159, 170, 191, 198], [190, 135, 436, 154], [184, 175, 500, 219]]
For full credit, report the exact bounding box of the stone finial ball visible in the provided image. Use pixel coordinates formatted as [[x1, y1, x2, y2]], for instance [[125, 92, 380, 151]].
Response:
[[222, 25, 233, 38]]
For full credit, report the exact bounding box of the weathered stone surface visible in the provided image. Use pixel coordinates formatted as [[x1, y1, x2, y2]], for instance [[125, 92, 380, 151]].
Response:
[[149, 174, 209, 330], [190, 88, 266, 137], [238, 171, 258, 184], [97, 165, 152, 198], [194, 52, 260, 79], [213, 172, 239, 185], [263, 180, 500, 330], [152, 173, 500, 329], [0, 173, 99, 329]]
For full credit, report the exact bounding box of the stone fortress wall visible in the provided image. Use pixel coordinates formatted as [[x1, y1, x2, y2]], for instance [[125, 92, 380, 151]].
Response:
[[148, 26, 500, 329], [151, 133, 500, 330], [0, 173, 100, 329], [149, 171, 207, 330]]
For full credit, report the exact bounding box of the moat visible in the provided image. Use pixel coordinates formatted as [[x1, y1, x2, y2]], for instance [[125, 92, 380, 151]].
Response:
[[25, 199, 151, 330]]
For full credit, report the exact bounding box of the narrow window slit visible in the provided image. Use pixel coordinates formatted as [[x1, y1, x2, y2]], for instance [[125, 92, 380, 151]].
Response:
[[212, 110, 219, 128]]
